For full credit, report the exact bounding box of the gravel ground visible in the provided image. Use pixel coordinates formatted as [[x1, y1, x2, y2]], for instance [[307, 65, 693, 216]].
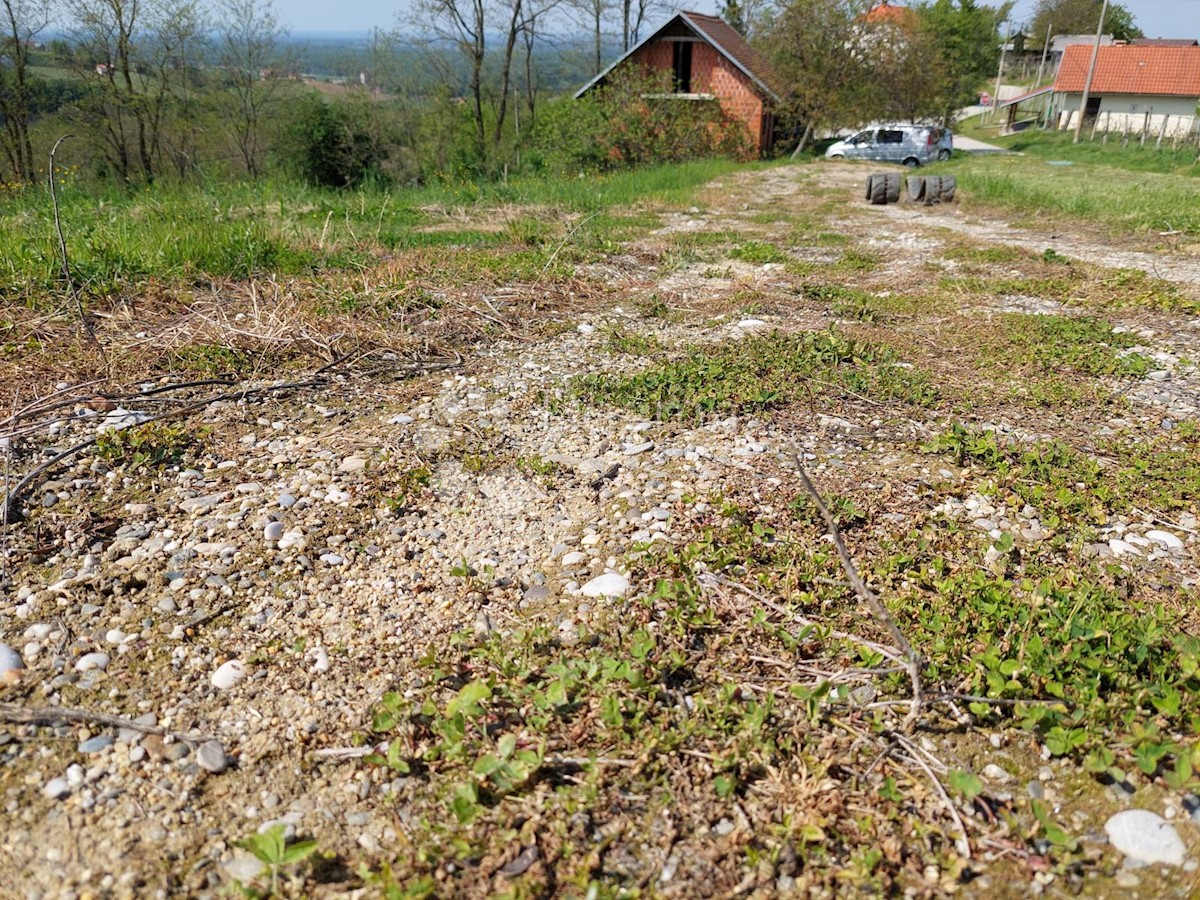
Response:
[[3, 162, 1200, 898]]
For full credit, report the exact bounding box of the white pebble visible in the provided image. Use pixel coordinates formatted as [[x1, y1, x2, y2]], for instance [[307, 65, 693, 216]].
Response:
[[263, 521, 285, 542], [74, 652, 110, 672], [211, 660, 247, 690]]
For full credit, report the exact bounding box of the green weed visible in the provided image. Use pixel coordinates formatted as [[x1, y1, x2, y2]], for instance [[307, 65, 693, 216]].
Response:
[[95, 421, 198, 471], [571, 329, 938, 421]]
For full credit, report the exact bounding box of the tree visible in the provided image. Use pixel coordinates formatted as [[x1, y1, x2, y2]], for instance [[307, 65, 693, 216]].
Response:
[[0, 0, 52, 184], [1030, 0, 1141, 45], [217, 0, 290, 177], [914, 0, 1009, 124], [566, 0, 611, 74], [758, 0, 879, 152], [65, 0, 208, 184]]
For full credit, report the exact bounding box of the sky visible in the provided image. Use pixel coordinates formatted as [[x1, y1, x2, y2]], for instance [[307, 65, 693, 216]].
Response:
[[275, 0, 1200, 40]]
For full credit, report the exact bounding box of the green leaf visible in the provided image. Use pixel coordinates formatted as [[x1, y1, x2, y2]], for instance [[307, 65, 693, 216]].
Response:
[[279, 840, 318, 865], [546, 679, 569, 706], [447, 680, 491, 718], [946, 769, 984, 801], [451, 782, 480, 824], [498, 733, 517, 759], [714, 774, 736, 798], [386, 741, 410, 774]]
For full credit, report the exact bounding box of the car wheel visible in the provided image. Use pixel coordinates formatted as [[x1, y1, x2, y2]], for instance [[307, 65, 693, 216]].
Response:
[[938, 149, 951, 161], [907, 176, 926, 202], [884, 173, 900, 204], [865, 174, 876, 200], [903, 157, 920, 168], [922, 176, 942, 205], [938, 175, 956, 202], [829, 153, 845, 160], [869, 175, 888, 205]]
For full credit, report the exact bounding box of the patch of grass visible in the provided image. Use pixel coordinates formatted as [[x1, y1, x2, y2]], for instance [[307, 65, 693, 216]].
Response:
[[940, 149, 1200, 235], [924, 422, 1200, 526], [602, 324, 662, 356], [833, 249, 881, 273], [569, 329, 939, 421], [800, 283, 882, 322], [167, 344, 255, 377], [95, 421, 199, 471], [942, 244, 1027, 264], [729, 240, 789, 264], [989, 313, 1150, 378]]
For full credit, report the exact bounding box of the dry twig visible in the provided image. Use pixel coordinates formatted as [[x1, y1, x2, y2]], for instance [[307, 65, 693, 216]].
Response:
[[0, 702, 211, 743], [792, 455, 925, 731]]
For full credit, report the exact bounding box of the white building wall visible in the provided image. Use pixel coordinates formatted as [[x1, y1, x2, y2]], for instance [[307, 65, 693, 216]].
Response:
[[1053, 93, 1199, 135]]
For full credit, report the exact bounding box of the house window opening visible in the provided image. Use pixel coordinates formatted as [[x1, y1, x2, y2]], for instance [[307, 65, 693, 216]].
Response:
[[673, 41, 693, 93], [1085, 97, 1101, 120]]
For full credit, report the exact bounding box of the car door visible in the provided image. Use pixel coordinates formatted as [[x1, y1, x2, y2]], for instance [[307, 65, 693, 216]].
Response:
[[845, 130, 875, 160], [875, 128, 905, 163]]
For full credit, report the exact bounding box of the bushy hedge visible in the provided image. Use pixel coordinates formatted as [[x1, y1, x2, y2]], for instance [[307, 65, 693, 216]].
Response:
[[529, 67, 754, 174]]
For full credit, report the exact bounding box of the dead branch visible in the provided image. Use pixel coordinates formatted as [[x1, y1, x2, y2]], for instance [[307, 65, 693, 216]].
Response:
[[793, 455, 925, 732], [48, 135, 101, 359], [0, 701, 211, 743], [890, 732, 971, 859]]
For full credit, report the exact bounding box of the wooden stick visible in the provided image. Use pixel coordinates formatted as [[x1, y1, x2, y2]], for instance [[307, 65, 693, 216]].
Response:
[[0, 702, 211, 743], [793, 455, 925, 732]]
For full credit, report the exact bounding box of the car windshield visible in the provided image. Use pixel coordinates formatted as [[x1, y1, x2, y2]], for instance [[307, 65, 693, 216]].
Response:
[[851, 131, 874, 143]]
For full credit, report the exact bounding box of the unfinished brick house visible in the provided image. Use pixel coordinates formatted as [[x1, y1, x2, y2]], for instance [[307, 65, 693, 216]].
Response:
[[574, 11, 781, 155]]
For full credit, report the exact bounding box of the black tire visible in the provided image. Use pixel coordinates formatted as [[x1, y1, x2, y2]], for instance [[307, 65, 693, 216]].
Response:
[[922, 175, 942, 205], [907, 175, 926, 202], [884, 173, 901, 204], [869, 175, 888, 205], [865, 174, 877, 201], [938, 175, 957, 202], [903, 157, 920, 168], [829, 153, 845, 160], [937, 149, 952, 161]]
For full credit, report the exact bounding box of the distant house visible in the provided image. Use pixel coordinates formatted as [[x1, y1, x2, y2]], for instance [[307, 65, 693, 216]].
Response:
[[574, 11, 781, 156], [860, 1, 916, 28], [1131, 38, 1199, 47], [1048, 34, 1113, 71], [1050, 44, 1200, 136]]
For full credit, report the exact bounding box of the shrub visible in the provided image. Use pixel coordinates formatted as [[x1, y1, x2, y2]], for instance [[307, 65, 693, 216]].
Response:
[[530, 67, 754, 174]]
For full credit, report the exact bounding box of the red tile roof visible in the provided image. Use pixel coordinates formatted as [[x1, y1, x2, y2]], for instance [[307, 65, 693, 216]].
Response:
[[860, 2, 916, 26], [680, 11, 780, 97], [1054, 44, 1200, 97]]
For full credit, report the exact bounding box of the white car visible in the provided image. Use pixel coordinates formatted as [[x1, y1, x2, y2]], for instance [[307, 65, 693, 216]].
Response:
[[826, 123, 952, 167]]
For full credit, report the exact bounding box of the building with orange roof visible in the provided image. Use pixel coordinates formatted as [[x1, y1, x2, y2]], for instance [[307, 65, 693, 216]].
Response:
[[1050, 43, 1200, 136]]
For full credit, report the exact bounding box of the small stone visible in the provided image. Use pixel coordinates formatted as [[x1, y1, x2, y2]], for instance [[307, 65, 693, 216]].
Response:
[[580, 573, 629, 598], [79, 735, 114, 754], [560, 551, 587, 567], [43, 778, 70, 800], [277, 494, 297, 509], [223, 856, 266, 882], [736, 318, 767, 330], [211, 660, 247, 690], [42, 492, 59, 509], [0, 644, 24, 683], [1108, 539, 1141, 558], [338, 456, 368, 474], [166, 742, 191, 761], [1145, 530, 1184, 551], [197, 740, 229, 774], [624, 441, 654, 456], [982, 764, 1012, 783], [74, 652, 110, 672], [263, 521, 285, 542], [1104, 810, 1187, 866]]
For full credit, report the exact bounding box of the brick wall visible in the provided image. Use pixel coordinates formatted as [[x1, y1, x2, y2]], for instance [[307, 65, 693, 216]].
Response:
[[629, 39, 767, 153]]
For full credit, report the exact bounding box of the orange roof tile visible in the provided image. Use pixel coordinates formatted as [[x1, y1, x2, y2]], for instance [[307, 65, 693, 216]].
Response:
[[1054, 44, 1200, 97], [861, 2, 916, 26]]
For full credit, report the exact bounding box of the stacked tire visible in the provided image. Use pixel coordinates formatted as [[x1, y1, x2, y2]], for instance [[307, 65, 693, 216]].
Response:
[[906, 175, 956, 204], [866, 173, 901, 205], [865, 173, 955, 206]]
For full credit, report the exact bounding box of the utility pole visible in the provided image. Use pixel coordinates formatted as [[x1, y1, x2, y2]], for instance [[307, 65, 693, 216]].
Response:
[[990, 19, 1012, 124], [1035, 21, 1054, 126], [1073, 0, 1109, 143]]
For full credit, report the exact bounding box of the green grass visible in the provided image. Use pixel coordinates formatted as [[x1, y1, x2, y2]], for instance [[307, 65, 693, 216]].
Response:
[[988, 313, 1150, 378], [938, 150, 1200, 235], [0, 160, 738, 302], [569, 329, 939, 421]]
